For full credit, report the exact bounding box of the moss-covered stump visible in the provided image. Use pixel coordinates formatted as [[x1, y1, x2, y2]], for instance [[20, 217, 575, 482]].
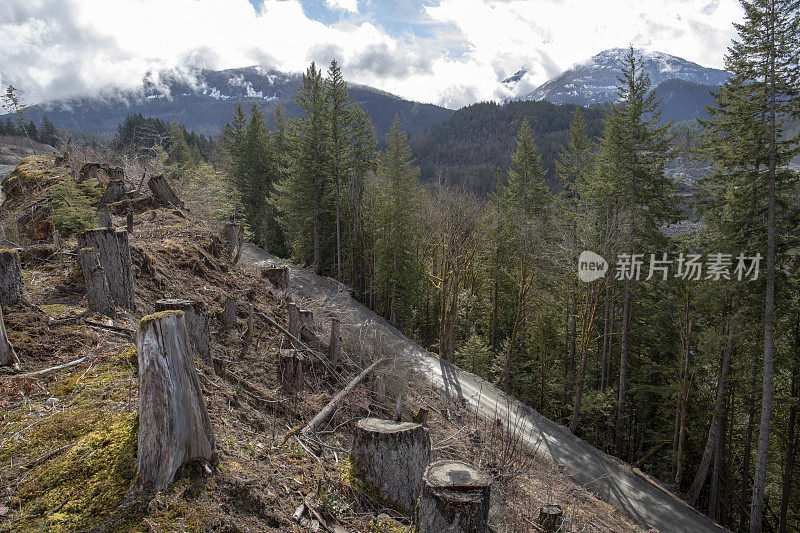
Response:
[[0, 249, 28, 305], [78, 247, 115, 318], [135, 311, 216, 495], [418, 460, 490, 533], [155, 298, 211, 364], [350, 418, 430, 515], [77, 228, 135, 311]]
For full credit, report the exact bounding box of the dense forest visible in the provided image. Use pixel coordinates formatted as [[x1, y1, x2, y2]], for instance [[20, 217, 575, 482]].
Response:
[[111, 2, 800, 531]]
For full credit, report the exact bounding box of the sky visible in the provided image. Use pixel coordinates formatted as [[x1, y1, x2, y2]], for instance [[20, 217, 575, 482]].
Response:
[[0, 0, 744, 109]]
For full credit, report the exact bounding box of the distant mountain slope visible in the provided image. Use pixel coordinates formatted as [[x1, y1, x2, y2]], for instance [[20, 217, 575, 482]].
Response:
[[12, 66, 453, 140], [409, 100, 609, 194], [525, 48, 729, 106], [653, 78, 718, 122]]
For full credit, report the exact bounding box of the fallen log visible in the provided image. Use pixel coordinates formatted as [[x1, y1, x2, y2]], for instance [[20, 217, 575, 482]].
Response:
[[2, 355, 91, 379], [301, 358, 385, 436]]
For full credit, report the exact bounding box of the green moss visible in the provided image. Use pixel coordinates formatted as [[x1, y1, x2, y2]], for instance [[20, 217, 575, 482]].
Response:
[[138, 310, 185, 331]]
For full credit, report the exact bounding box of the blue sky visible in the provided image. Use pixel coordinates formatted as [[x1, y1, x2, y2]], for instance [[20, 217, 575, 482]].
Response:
[[1, 0, 743, 108]]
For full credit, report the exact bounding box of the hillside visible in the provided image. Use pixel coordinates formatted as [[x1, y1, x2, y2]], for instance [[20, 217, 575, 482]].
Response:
[[409, 100, 608, 193], [10, 66, 453, 140], [0, 148, 641, 532]]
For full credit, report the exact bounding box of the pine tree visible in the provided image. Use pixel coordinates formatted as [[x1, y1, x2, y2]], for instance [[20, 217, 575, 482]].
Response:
[[165, 122, 194, 168], [373, 115, 424, 327], [346, 104, 376, 298], [273, 62, 332, 273], [40, 114, 59, 147], [599, 48, 678, 457], [496, 119, 552, 391]]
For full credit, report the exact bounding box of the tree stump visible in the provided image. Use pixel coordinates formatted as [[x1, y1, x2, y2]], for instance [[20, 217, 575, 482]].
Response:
[[77, 228, 135, 311], [98, 205, 112, 228], [212, 356, 227, 377], [220, 222, 243, 259], [0, 249, 28, 306], [126, 211, 134, 234], [262, 266, 289, 289], [79, 162, 109, 182], [288, 302, 301, 340], [155, 299, 211, 364], [99, 180, 130, 205], [223, 297, 237, 334], [78, 248, 114, 317], [0, 305, 19, 367], [329, 317, 341, 365], [350, 418, 431, 514], [135, 311, 216, 495], [148, 174, 184, 209], [418, 460, 491, 533], [240, 303, 254, 355], [299, 309, 316, 345], [536, 505, 564, 532], [278, 349, 305, 393]]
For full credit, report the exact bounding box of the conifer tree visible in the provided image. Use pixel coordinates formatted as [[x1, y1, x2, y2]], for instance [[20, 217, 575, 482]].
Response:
[[346, 104, 376, 297], [598, 48, 677, 457], [273, 62, 331, 273], [40, 115, 58, 147]]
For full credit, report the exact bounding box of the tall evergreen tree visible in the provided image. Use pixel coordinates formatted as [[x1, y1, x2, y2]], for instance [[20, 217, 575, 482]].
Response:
[[40, 114, 58, 147], [273, 62, 332, 273]]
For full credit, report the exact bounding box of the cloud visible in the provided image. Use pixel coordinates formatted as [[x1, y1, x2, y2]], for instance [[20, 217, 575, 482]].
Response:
[[0, 0, 743, 110], [325, 0, 358, 13]]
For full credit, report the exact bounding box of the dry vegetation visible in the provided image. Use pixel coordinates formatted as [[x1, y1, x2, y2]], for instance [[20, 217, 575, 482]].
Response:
[[0, 152, 640, 532]]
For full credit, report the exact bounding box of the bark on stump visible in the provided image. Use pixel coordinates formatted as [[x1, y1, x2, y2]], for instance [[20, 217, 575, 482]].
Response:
[[350, 418, 431, 514], [288, 303, 301, 340], [78, 228, 135, 311], [148, 175, 184, 209], [329, 317, 341, 365], [135, 311, 216, 495], [155, 299, 211, 364], [223, 297, 237, 334], [279, 349, 305, 393], [221, 223, 243, 260], [0, 249, 28, 306], [78, 247, 114, 318], [98, 205, 112, 228], [0, 305, 18, 367], [262, 266, 289, 289], [99, 180, 130, 205], [418, 460, 491, 533], [536, 505, 564, 532]]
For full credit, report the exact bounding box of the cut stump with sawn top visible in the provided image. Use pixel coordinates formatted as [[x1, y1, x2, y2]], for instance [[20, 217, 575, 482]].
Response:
[[418, 460, 490, 533]]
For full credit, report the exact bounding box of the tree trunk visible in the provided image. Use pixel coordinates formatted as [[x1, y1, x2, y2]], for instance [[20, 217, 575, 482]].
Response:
[[778, 346, 798, 533], [155, 299, 211, 364], [98, 205, 112, 228], [78, 247, 114, 318], [741, 366, 757, 531], [288, 302, 301, 340], [615, 275, 632, 457], [0, 249, 28, 306], [278, 349, 305, 393], [77, 228, 135, 311], [0, 305, 19, 367], [241, 303, 254, 356], [688, 307, 736, 505], [752, 10, 777, 531], [418, 459, 490, 533], [148, 174, 184, 209], [220, 223, 242, 260], [350, 418, 431, 514], [135, 311, 216, 495]]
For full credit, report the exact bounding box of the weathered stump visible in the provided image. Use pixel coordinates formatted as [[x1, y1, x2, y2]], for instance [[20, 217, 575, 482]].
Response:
[[278, 349, 305, 393], [78, 228, 135, 311], [148, 174, 184, 209], [220, 222, 243, 259], [329, 317, 341, 365], [536, 505, 564, 532], [78, 248, 114, 317], [98, 205, 112, 228], [155, 299, 211, 364], [0, 305, 18, 367], [240, 303, 254, 355], [99, 180, 130, 205], [418, 460, 491, 533], [135, 311, 216, 495], [262, 266, 289, 289], [223, 297, 237, 334], [350, 418, 431, 514], [0, 249, 28, 306], [79, 162, 109, 182], [288, 303, 301, 340], [108, 167, 125, 181], [212, 356, 227, 377]]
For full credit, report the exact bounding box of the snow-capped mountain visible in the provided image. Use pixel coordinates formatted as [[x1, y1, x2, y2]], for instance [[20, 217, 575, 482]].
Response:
[[17, 66, 453, 139], [526, 48, 729, 106]]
